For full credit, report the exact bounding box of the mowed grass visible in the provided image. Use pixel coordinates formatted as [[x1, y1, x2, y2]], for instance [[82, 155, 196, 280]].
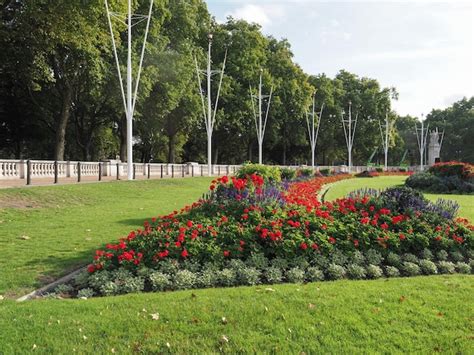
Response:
[[0, 178, 212, 296], [324, 176, 474, 221], [0, 275, 473, 353]]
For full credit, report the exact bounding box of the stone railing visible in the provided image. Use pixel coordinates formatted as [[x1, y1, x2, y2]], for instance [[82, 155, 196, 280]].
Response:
[[0, 159, 416, 185]]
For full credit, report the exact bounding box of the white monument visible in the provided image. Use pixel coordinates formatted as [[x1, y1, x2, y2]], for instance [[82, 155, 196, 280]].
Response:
[[428, 128, 444, 166]]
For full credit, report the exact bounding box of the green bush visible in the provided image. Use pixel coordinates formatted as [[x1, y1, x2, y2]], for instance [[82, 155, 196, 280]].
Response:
[[236, 163, 281, 183], [455, 262, 471, 274], [298, 167, 314, 178], [436, 250, 449, 261], [218, 268, 237, 287], [385, 266, 400, 277], [449, 251, 464, 262], [264, 267, 283, 284], [401, 262, 420, 276], [327, 264, 346, 280], [347, 264, 366, 280], [406, 173, 440, 189], [280, 167, 297, 180], [419, 260, 438, 275], [237, 267, 261, 286], [365, 250, 383, 266], [437, 261, 456, 274], [351, 251, 366, 265], [286, 267, 305, 283], [306, 267, 325, 282], [366, 265, 383, 279], [402, 253, 418, 264], [319, 168, 331, 176], [197, 269, 218, 288], [77, 288, 95, 298], [149, 272, 172, 291], [385, 252, 402, 267], [375, 167, 383, 173], [420, 249, 434, 260]]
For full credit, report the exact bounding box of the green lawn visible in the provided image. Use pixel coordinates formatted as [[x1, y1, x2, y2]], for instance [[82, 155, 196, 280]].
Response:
[[1, 176, 473, 353], [324, 176, 474, 221], [0, 275, 472, 353], [0, 178, 212, 296]]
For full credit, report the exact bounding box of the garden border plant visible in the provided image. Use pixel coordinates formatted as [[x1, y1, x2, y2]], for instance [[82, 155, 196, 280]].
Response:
[[49, 167, 473, 299]]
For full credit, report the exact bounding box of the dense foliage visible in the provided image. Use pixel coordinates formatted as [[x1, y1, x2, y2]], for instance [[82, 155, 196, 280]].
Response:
[[63, 172, 474, 298], [3, 1, 471, 165], [406, 162, 474, 194]]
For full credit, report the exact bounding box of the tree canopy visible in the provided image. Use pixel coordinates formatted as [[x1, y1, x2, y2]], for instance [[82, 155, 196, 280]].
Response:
[[1, 0, 472, 164]]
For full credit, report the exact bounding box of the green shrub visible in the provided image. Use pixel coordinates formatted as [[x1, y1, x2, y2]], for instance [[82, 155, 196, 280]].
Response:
[[419, 260, 438, 275], [264, 267, 283, 284], [112, 269, 144, 294], [437, 261, 455, 274], [455, 262, 471, 274], [385, 252, 402, 267], [401, 262, 421, 276], [290, 256, 310, 270], [385, 266, 400, 277], [73, 271, 90, 289], [88, 270, 112, 290], [436, 250, 449, 261], [406, 172, 440, 190], [365, 250, 383, 266], [306, 267, 325, 282], [327, 264, 346, 280], [236, 163, 281, 183], [450, 251, 464, 262], [271, 257, 289, 270], [366, 265, 383, 279], [100, 281, 120, 296], [347, 264, 366, 280], [420, 248, 433, 260], [218, 268, 237, 287], [319, 168, 331, 176], [351, 250, 366, 265], [312, 255, 329, 270], [246, 253, 269, 269], [469, 260, 474, 274], [173, 270, 197, 290], [375, 167, 383, 173], [298, 167, 314, 178], [54, 284, 73, 294], [197, 269, 219, 288], [402, 253, 418, 264], [280, 167, 297, 180], [149, 272, 172, 291], [77, 288, 95, 298], [330, 250, 349, 266], [158, 260, 179, 275], [286, 267, 305, 283], [237, 267, 261, 285]]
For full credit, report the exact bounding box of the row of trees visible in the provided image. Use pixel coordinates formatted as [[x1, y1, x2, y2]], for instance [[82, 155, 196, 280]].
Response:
[[1, 0, 472, 165]]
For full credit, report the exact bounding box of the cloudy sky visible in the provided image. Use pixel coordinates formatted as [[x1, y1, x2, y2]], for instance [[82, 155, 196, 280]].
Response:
[[206, 0, 473, 117]]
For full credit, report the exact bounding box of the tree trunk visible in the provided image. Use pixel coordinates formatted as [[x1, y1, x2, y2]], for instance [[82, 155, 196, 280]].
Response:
[[54, 87, 72, 161], [282, 139, 287, 165], [168, 134, 176, 163]]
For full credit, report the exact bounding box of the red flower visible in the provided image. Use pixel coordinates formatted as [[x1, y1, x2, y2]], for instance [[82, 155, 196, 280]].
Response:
[[87, 264, 95, 273], [223, 250, 230, 257], [311, 243, 319, 250], [353, 239, 359, 247], [186, 220, 193, 228], [221, 176, 229, 184], [360, 217, 370, 224], [181, 249, 189, 258], [399, 233, 406, 240], [210, 184, 216, 191], [380, 223, 389, 230], [300, 242, 308, 250], [328, 237, 336, 244]]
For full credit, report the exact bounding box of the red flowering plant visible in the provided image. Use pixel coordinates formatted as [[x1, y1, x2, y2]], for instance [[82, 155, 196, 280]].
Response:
[[428, 161, 473, 180], [82, 171, 473, 296]]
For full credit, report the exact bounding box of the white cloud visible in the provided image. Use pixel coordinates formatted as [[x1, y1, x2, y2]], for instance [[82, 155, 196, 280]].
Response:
[[226, 4, 286, 29]]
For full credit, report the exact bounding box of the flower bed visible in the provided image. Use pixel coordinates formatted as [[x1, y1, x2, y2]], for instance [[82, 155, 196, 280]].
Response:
[[406, 162, 474, 194], [62, 172, 473, 298]]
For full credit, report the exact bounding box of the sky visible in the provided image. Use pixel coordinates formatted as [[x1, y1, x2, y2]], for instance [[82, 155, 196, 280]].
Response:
[[206, 0, 474, 117]]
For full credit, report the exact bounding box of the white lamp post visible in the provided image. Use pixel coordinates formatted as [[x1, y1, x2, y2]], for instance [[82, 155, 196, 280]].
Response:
[[378, 112, 393, 170], [305, 91, 324, 168], [415, 114, 429, 171], [250, 69, 273, 165], [194, 34, 227, 176], [105, 0, 154, 180], [341, 101, 358, 173]]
